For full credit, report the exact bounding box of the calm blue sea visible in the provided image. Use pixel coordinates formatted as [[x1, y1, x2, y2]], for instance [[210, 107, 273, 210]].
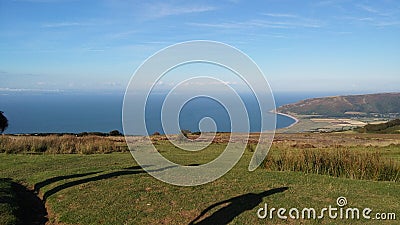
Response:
[[0, 91, 338, 135]]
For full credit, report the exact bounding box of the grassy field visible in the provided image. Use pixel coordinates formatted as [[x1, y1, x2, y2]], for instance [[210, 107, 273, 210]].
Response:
[[0, 133, 399, 224]]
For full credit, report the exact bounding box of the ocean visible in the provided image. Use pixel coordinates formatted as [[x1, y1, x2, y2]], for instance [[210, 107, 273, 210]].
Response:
[[0, 91, 336, 135]]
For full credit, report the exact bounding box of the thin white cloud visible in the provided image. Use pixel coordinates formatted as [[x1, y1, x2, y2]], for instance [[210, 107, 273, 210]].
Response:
[[143, 3, 217, 19], [179, 80, 238, 86], [0, 71, 42, 77], [188, 22, 247, 29], [339, 16, 376, 22], [357, 4, 396, 17], [105, 30, 138, 40], [42, 22, 91, 28], [358, 4, 380, 14], [262, 13, 298, 18], [354, 3, 400, 27], [12, 0, 74, 2], [329, 31, 353, 35], [86, 48, 105, 52], [188, 18, 322, 30], [374, 21, 400, 27], [358, 17, 374, 21], [338, 15, 400, 27], [313, 0, 400, 27], [0, 87, 62, 92], [225, 0, 241, 4]]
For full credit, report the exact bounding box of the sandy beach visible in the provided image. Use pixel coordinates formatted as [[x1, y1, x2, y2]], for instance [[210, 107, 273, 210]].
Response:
[[270, 110, 300, 129]]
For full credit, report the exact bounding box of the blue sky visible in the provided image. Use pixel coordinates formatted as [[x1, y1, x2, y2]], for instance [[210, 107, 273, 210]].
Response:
[[0, 0, 399, 93]]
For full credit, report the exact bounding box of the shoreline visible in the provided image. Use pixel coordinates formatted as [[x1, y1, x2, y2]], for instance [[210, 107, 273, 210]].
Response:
[[273, 111, 300, 129]]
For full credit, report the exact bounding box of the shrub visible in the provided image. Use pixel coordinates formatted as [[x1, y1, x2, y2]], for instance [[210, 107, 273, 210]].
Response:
[[109, 130, 122, 136], [180, 130, 191, 138]]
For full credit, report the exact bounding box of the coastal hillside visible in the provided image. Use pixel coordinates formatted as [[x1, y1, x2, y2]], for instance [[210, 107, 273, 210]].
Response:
[[277, 92, 400, 117]]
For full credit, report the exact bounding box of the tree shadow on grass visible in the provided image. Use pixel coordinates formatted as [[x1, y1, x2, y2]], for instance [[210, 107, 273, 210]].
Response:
[[34, 166, 150, 196], [0, 178, 48, 225], [34, 171, 101, 194], [189, 187, 289, 225], [41, 165, 175, 201]]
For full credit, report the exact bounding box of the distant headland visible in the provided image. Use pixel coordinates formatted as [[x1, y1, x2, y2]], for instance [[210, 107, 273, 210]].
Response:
[[276, 92, 400, 133]]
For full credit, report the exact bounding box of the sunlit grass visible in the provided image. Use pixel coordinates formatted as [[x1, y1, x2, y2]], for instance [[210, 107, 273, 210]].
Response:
[[0, 133, 399, 224]]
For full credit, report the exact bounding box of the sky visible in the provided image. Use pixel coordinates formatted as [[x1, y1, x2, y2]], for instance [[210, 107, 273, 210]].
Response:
[[0, 0, 399, 94]]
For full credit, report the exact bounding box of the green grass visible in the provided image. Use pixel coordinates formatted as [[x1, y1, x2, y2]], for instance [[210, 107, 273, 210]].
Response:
[[1, 143, 399, 224]]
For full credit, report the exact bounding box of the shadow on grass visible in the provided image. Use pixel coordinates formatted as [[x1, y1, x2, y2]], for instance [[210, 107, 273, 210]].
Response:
[[35, 166, 150, 196], [0, 178, 48, 225], [34, 171, 101, 194], [41, 165, 174, 201], [189, 187, 289, 225]]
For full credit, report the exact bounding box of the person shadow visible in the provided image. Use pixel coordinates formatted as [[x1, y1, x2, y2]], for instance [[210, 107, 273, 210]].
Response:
[[189, 187, 289, 225]]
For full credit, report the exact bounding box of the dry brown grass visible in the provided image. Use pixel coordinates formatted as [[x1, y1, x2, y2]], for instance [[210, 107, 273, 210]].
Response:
[[0, 135, 128, 154], [265, 147, 400, 182], [266, 133, 400, 182]]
